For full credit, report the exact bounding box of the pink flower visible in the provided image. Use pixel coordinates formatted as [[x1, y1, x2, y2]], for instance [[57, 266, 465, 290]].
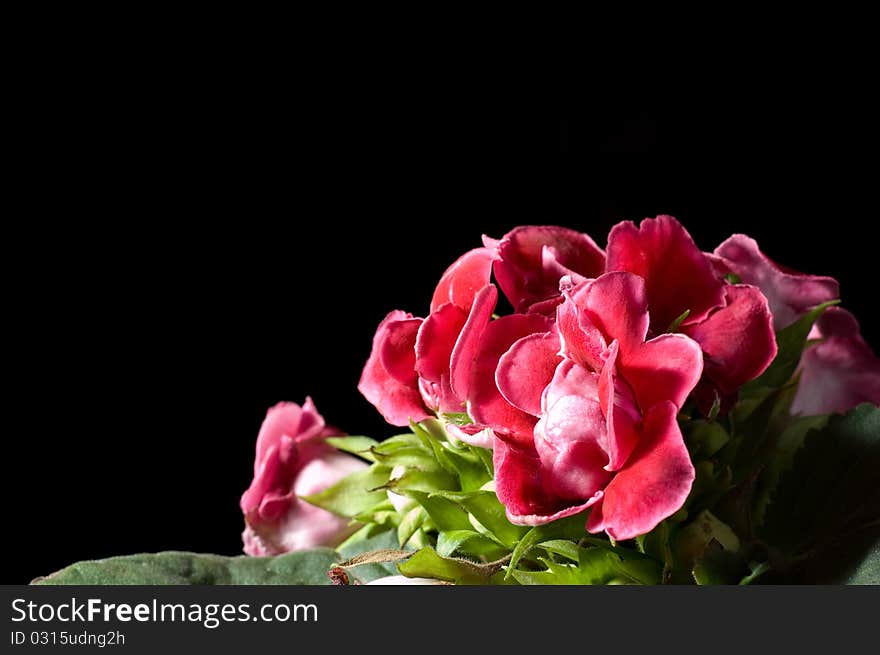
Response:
[[240, 399, 367, 555], [360, 247, 497, 425], [491, 226, 606, 313], [713, 234, 839, 331], [606, 215, 777, 399], [472, 272, 703, 540], [711, 233, 879, 414], [791, 308, 880, 415]]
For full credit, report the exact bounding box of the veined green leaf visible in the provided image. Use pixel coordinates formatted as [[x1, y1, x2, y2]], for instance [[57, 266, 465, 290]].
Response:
[[404, 490, 472, 532], [324, 436, 379, 462], [436, 530, 508, 559], [33, 549, 340, 585], [397, 547, 504, 585], [300, 465, 391, 517]]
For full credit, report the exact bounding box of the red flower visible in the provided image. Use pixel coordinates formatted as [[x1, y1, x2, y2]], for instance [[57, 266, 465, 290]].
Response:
[[491, 226, 606, 313], [359, 247, 497, 425], [473, 272, 703, 540], [606, 215, 777, 398]]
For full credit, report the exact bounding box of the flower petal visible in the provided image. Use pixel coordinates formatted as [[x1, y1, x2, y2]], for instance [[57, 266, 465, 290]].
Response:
[[791, 308, 880, 415], [450, 284, 498, 400], [415, 304, 468, 383], [468, 313, 552, 443], [586, 401, 695, 541], [379, 317, 423, 384], [620, 333, 704, 410], [572, 272, 650, 355], [607, 215, 725, 330], [359, 311, 431, 426], [714, 234, 840, 330], [534, 376, 612, 501], [496, 330, 561, 417], [557, 290, 607, 371], [494, 436, 603, 526], [430, 247, 497, 313], [493, 225, 605, 313], [682, 284, 777, 394], [598, 342, 641, 471]]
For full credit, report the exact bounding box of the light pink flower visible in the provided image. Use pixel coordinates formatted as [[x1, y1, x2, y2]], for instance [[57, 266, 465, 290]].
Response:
[[791, 308, 880, 415], [713, 234, 839, 330], [240, 399, 366, 555]]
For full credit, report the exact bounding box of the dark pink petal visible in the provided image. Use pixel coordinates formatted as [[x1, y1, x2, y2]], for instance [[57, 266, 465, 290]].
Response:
[[379, 317, 423, 384], [607, 215, 725, 330], [415, 303, 467, 383], [573, 272, 650, 355], [359, 311, 431, 426], [682, 284, 777, 394], [468, 313, 551, 443], [241, 436, 297, 518], [494, 436, 603, 526], [715, 234, 840, 330], [620, 333, 704, 410], [586, 401, 695, 541], [493, 225, 606, 313], [450, 285, 498, 400], [557, 290, 607, 371], [597, 342, 641, 471], [496, 330, 561, 416], [430, 247, 497, 313], [791, 308, 880, 415]]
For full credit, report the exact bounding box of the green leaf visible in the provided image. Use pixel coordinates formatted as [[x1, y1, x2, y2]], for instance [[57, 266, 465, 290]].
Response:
[[760, 404, 880, 563], [33, 549, 341, 585], [673, 510, 740, 582], [511, 545, 660, 585], [300, 465, 391, 517], [404, 490, 473, 532], [752, 414, 830, 527], [435, 530, 508, 559], [397, 506, 425, 547], [388, 468, 459, 495], [739, 561, 770, 585], [742, 300, 839, 393], [507, 514, 588, 575], [324, 436, 379, 462], [539, 540, 581, 561], [686, 420, 730, 458], [667, 309, 691, 333], [411, 421, 490, 490], [692, 548, 748, 585], [435, 490, 528, 548], [397, 547, 503, 585], [471, 445, 494, 477]]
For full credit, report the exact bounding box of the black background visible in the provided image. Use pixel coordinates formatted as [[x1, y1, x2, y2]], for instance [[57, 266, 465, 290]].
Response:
[[7, 81, 879, 583]]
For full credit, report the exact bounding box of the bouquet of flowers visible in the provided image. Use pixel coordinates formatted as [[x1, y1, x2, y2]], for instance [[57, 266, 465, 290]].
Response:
[[37, 216, 879, 585]]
